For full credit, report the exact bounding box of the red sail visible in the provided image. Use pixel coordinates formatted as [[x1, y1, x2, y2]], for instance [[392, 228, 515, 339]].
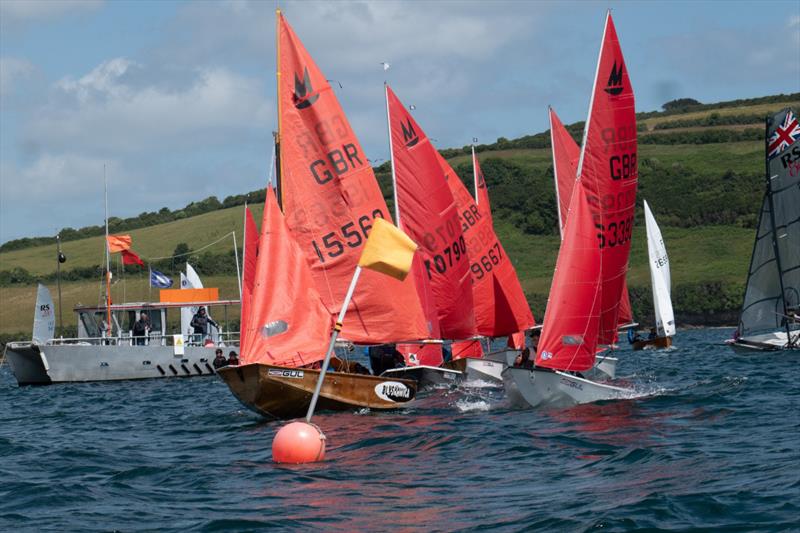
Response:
[[240, 205, 259, 344], [575, 11, 637, 344], [240, 188, 331, 366], [549, 107, 581, 236], [451, 339, 484, 360], [536, 182, 602, 372], [473, 151, 493, 226], [550, 106, 633, 330], [438, 151, 535, 337], [386, 85, 475, 340], [507, 331, 526, 349], [277, 14, 431, 344], [397, 343, 443, 367]]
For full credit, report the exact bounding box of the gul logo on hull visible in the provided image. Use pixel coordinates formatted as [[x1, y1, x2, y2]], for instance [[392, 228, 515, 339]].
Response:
[[604, 61, 624, 96], [374, 381, 414, 403], [268, 369, 304, 379], [293, 67, 319, 109]]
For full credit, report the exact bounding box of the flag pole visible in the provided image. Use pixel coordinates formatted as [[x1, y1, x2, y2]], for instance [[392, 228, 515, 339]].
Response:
[[305, 265, 363, 422], [104, 164, 112, 335]]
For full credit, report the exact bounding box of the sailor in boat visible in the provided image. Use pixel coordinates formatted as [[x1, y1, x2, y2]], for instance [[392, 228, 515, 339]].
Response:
[[368, 344, 405, 375], [213, 348, 227, 370], [132, 311, 151, 346], [513, 347, 534, 369], [227, 350, 240, 366], [648, 327, 657, 340]]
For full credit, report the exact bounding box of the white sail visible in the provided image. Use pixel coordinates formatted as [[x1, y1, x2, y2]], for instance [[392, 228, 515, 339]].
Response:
[[644, 200, 675, 337], [184, 263, 219, 342], [32, 283, 56, 344]]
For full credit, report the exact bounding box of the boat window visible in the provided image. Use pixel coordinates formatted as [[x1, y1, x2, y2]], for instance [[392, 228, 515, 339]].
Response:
[[80, 312, 101, 338]]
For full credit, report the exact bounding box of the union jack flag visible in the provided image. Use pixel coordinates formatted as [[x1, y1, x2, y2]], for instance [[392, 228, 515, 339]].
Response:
[[768, 110, 800, 159]]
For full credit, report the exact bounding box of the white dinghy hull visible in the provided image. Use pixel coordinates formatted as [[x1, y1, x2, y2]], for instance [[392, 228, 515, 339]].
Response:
[[503, 366, 632, 408], [587, 355, 617, 380]]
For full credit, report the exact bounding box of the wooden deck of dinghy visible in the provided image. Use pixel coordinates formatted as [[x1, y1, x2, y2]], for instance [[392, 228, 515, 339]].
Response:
[[632, 336, 672, 351], [218, 363, 418, 419]]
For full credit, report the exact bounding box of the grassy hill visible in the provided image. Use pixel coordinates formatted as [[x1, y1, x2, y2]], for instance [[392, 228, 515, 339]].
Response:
[[3, 93, 798, 339]]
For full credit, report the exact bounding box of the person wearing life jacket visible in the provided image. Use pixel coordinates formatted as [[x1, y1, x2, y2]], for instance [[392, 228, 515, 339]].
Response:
[[213, 348, 227, 370]]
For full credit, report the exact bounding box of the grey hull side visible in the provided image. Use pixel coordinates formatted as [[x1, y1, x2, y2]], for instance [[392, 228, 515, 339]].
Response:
[[5, 343, 225, 385]]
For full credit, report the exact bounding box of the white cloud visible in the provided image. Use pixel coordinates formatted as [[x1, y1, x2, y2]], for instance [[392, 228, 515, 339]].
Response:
[[0, 56, 35, 96], [26, 58, 273, 155]]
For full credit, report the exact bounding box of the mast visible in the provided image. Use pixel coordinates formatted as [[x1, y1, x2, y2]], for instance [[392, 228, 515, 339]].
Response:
[[549, 106, 564, 239], [471, 144, 479, 204], [275, 9, 284, 211], [764, 115, 793, 346], [384, 82, 401, 228], [104, 164, 111, 333]]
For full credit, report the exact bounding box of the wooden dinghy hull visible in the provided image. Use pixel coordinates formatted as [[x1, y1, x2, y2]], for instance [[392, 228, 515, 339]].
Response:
[[631, 336, 672, 351], [218, 363, 418, 419]]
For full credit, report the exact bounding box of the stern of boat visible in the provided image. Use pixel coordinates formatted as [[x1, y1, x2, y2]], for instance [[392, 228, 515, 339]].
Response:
[[5, 342, 52, 385]]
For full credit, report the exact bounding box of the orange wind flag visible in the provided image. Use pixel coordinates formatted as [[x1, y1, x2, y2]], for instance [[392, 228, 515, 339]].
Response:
[[107, 235, 132, 253]]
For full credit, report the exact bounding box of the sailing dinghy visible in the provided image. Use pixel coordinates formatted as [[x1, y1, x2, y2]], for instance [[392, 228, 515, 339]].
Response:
[[219, 12, 432, 417], [504, 11, 638, 407], [727, 108, 800, 353], [631, 200, 676, 350]]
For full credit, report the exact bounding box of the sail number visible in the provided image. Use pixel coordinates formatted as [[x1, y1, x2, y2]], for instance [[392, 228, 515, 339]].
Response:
[[595, 216, 633, 249], [470, 242, 504, 280], [424, 236, 467, 280], [311, 209, 385, 262], [609, 153, 637, 180]]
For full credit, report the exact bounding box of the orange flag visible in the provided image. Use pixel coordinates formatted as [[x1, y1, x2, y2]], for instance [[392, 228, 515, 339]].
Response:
[[107, 235, 132, 253]]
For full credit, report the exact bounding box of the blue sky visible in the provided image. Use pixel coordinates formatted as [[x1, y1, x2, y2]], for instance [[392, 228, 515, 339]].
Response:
[[1, 0, 798, 243]]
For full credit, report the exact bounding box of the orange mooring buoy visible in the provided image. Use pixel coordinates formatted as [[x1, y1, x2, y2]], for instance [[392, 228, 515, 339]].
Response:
[[272, 421, 326, 463]]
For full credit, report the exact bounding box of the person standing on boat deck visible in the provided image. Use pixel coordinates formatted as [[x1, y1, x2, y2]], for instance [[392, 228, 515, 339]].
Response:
[[132, 312, 151, 346], [190, 307, 218, 344], [227, 350, 239, 366], [213, 348, 227, 370]]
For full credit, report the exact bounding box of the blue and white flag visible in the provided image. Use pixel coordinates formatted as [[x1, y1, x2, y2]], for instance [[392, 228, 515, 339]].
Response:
[[150, 269, 173, 288]]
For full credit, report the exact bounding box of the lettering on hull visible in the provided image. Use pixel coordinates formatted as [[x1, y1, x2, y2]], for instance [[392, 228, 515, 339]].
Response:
[[268, 369, 304, 379], [374, 381, 414, 403]]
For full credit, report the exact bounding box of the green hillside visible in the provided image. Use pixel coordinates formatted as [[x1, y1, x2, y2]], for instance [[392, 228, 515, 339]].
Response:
[[3, 93, 797, 339]]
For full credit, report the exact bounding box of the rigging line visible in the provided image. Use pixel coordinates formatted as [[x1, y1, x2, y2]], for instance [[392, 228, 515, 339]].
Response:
[[147, 232, 236, 261]]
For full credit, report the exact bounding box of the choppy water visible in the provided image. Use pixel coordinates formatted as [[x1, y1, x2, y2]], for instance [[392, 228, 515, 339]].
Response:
[[1, 328, 798, 532]]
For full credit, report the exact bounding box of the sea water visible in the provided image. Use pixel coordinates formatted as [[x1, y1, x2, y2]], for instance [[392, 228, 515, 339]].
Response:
[[1, 328, 797, 531]]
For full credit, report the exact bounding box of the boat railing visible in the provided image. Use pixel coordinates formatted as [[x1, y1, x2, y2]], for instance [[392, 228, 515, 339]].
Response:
[[35, 332, 240, 348]]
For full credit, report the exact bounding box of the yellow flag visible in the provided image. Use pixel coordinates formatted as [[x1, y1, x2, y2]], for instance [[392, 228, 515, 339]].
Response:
[[358, 218, 418, 281]]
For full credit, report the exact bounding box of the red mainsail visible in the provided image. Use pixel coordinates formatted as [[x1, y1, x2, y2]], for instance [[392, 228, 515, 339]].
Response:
[[550, 106, 633, 330], [386, 85, 475, 340], [276, 14, 431, 344], [240, 188, 331, 366], [438, 151, 535, 337], [396, 342, 443, 367], [549, 107, 581, 236], [535, 182, 602, 372], [240, 205, 259, 344], [574, 11, 637, 344], [451, 339, 484, 360]]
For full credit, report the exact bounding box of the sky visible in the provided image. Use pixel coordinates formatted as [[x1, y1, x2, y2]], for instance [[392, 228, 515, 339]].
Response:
[[1, 0, 798, 243]]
